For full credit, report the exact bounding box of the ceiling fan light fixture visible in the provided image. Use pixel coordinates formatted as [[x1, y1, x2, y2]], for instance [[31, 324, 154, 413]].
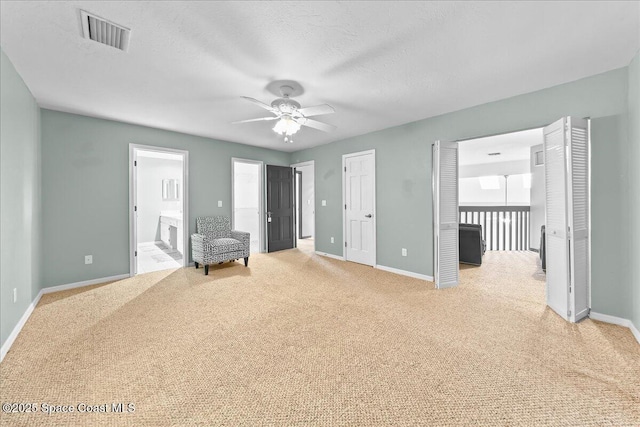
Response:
[[272, 116, 300, 136], [236, 81, 335, 144]]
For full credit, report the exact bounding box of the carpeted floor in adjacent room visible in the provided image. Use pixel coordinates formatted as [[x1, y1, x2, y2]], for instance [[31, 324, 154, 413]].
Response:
[[0, 248, 638, 426]]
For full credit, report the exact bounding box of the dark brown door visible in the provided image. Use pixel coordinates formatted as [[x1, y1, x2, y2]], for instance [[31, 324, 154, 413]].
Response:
[[267, 165, 294, 252]]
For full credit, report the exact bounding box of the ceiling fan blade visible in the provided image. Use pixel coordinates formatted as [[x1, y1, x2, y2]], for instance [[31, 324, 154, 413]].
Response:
[[296, 104, 335, 117], [240, 96, 278, 113], [232, 117, 279, 124], [295, 117, 336, 133]]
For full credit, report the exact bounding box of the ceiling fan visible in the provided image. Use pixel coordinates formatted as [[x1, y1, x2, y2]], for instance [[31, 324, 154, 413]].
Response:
[[233, 84, 336, 143]]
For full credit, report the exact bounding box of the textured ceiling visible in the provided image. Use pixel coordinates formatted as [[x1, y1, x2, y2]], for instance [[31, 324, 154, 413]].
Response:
[[1, 1, 638, 152]]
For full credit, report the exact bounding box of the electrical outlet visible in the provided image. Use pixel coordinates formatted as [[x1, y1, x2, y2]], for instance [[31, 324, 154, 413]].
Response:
[[402, 248, 407, 257], [85, 255, 93, 265], [218, 200, 222, 207], [331, 237, 334, 244], [322, 200, 327, 206], [13, 288, 17, 303]]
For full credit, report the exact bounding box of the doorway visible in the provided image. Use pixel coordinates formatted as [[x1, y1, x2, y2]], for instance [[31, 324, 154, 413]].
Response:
[[433, 117, 591, 323], [343, 150, 377, 266], [291, 161, 315, 253], [266, 165, 295, 252], [232, 158, 263, 253], [457, 127, 544, 254], [129, 144, 189, 275]]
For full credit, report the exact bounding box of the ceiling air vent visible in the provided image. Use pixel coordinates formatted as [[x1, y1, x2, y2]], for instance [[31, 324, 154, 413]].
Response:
[[80, 10, 131, 51]]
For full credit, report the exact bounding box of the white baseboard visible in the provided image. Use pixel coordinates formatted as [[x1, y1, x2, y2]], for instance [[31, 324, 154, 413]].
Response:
[[0, 273, 130, 363], [0, 289, 43, 363], [590, 312, 640, 345], [314, 252, 434, 282], [41, 274, 130, 295], [315, 251, 345, 261], [375, 265, 434, 282]]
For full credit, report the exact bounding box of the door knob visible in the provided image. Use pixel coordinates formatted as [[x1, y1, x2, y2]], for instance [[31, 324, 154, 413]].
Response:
[[365, 214, 373, 218]]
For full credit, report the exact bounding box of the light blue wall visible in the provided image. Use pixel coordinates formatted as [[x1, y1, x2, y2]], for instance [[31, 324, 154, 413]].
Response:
[[291, 67, 632, 319], [40, 110, 290, 288], [590, 114, 630, 318], [628, 50, 640, 332], [0, 49, 41, 349]]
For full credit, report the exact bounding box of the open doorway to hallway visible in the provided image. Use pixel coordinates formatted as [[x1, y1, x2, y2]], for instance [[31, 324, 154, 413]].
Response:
[[130, 145, 189, 275], [457, 128, 545, 279], [435, 118, 592, 322], [292, 161, 315, 253]]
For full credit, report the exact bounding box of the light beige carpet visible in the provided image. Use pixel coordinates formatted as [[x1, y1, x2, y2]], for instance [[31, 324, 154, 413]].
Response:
[[0, 249, 638, 426]]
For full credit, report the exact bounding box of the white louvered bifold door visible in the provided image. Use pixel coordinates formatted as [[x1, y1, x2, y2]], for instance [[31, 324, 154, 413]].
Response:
[[543, 117, 590, 322], [544, 118, 570, 320], [433, 141, 459, 289], [566, 117, 590, 322]]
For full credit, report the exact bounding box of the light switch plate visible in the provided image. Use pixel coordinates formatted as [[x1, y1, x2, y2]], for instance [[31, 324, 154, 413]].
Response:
[[85, 255, 93, 264], [218, 200, 222, 207], [322, 200, 327, 206], [331, 237, 334, 243]]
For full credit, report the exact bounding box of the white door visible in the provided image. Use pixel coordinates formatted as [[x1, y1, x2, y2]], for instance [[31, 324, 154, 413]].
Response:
[[433, 141, 459, 289], [232, 159, 262, 253], [544, 117, 590, 322], [344, 150, 376, 266]]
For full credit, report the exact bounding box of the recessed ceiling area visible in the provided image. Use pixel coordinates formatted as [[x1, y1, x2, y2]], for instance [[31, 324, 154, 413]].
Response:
[[0, 1, 638, 152], [459, 128, 544, 166]]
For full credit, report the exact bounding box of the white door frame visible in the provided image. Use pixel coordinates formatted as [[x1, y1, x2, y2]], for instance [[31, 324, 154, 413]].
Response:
[[129, 143, 189, 276], [291, 160, 316, 252], [342, 149, 377, 264], [231, 158, 265, 253]]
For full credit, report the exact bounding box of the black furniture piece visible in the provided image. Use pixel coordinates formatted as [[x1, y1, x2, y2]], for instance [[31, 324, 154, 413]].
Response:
[[459, 223, 486, 266], [540, 225, 546, 272]]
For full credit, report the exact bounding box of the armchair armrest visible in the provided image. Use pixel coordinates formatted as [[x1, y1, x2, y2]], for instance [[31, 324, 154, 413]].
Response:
[[231, 230, 250, 248], [191, 233, 208, 244]]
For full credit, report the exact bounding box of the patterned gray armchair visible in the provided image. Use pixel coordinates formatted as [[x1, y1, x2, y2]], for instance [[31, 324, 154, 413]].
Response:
[[191, 216, 250, 275]]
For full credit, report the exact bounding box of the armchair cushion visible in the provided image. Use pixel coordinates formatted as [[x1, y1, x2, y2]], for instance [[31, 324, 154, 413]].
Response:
[[209, 238, 244, 255]]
